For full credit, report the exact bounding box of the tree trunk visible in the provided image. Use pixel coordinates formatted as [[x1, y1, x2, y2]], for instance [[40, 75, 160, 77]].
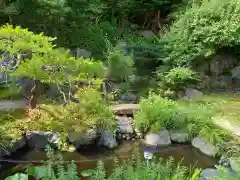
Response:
[[29, 80, 40, 109]]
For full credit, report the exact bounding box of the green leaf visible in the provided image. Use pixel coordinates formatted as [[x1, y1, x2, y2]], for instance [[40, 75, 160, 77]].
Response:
[[230, 158, 240, 174], [81, 169, 94, 177], [27, 166, 56, 179], [5, 173, 28, 180]]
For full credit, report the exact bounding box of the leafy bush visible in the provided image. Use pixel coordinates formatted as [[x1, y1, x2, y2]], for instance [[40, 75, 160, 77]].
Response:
[[158, 67, 200, 91], [38, 87, 116, 134], [134, 93, 230, 145], [1, 87, 115, 145], [107, 49, 135, 82], [65, 87, 116, 132], [134, 92, 182, 132], [163, 0, 240, 66], [0, 24, 106, 108]]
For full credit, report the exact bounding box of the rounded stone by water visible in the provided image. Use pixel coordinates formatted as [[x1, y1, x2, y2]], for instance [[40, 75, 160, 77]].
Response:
[[170, 131, 189, 143], [25, 131, 59, 150], [200, 169, 220, 180], [145, 128, 171, 146], [116, 116, 134, 134], [192, 137, 218, 157], [98, 130, 117, 149]]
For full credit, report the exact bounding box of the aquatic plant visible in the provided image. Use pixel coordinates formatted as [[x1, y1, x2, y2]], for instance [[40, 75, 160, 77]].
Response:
[[5, 147, 202, 180]]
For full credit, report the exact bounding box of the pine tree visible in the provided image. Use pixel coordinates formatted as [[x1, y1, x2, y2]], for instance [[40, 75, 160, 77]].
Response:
[[0, 24, 105, 108]]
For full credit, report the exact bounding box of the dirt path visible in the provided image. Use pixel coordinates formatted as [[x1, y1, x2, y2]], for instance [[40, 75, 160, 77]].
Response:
[[0, 100, 28, 110], [214, 117, 240, 137]]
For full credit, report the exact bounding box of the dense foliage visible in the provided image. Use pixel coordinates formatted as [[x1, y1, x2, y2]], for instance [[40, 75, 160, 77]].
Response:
[[0, 24, 105, 107], [162, 0, 240, 66], [2, 0, 240, 178], [134, 93, 230, 146]]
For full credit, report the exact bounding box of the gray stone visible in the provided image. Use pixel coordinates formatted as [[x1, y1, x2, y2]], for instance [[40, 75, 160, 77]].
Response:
[[232, 66, 240, 79], [210, 54, 235, 77], [219, 75, 232, 85], [116, 116, 134, 134], [192, 137, 218, 156], [138, 30, 155, 38], [200, 169, 220, 180], [219, 157, 231, 168], [200, 168, 237, 180], [25, 131, 59, 150], [98, 130, 117, 149], [126, 135, 131, 140], [120, 93, 137, 102], [183, 88, 203, 99], [0, 138, 27, 157], [73, 48, 91, 58], [136, 133, 143, 139], [170, 131, 189, 143], [68, 129, 97, 148], [112, 104, 140, 116], [145, 128, 171, 146]]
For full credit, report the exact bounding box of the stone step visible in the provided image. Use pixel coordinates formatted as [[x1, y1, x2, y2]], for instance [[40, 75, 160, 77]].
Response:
[[111, 104, 140, 115]]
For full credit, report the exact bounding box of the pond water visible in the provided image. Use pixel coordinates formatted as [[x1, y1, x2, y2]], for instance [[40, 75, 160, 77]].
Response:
[[0, 141, 217, 179]]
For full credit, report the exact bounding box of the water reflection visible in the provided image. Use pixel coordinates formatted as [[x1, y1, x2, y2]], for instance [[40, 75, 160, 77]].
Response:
[[0, 141, 217, 179]]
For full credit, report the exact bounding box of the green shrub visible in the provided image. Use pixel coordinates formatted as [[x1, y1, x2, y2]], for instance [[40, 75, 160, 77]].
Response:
[[52, 87, 116, 134], [134, 93, 230, 145], [158, 67, 200, 91], [134, 92, 182, 132], [107, 49, 135, 82], [163, 0, 240, 66], [1, 87, 116, 146]]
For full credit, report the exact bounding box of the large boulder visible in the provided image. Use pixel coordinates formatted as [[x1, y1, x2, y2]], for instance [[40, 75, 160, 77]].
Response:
[[68, 129, 97, 148], [192, 137, 218, 157], [72, 48, 91, 58], [200, 169, 220, 180], [145, 128, 171, 146], [138, 30, 155, 38], [170, 131, 189, 143], [182, 88, 203, 99], [119, 93, 138, 103], [0, 138, 27, 157], [200, 168, 237, 180], [98, 130, 117, 149], [116, 116, 134, 134], [25, 131, 59, 150], [210, 54, 235, 77]]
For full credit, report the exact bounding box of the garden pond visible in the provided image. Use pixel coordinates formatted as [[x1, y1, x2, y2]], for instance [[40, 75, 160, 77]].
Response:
[[0, 141, 217, 179]]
